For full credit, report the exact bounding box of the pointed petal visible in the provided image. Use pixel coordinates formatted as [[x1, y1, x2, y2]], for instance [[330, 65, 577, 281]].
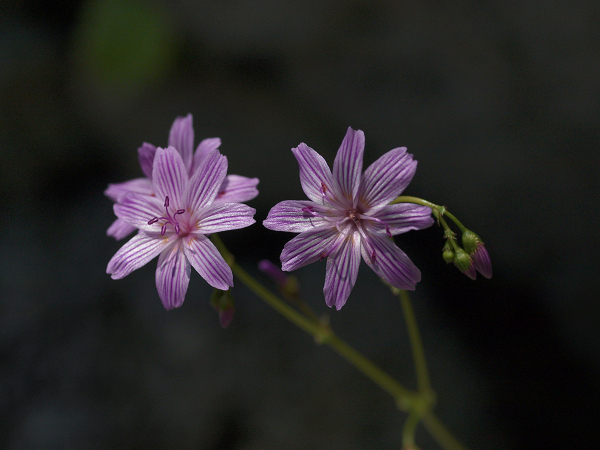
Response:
[[214, 175, 259, 203], [107, 232, 166, 279], [138, 143, 157, 179], [186, 148, 227, 213], [152, 146, 189, 208], [368, 204, 434, 235], [324, 230, 361, 310], [190, 137, 221, 175], [107, 218, 137, 240], [361, 233, 421, 290], [114, 193, 165, 231], [183, 234, 233, 290], [195, 203, 256, 233], [263, 200, 328, 233], [280, 226, 339, 272], [332, 127, 364, 202], [104, 178, 153, 202], [291, 143, 336, 204], [359, 147, 417, 210], [472, 244, 493, 279], [168, 114, 194, 169], [155, 241, 191, 309]]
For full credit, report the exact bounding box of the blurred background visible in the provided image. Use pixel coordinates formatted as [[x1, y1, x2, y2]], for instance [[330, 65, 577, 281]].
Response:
[[1, 1, 599, 448]]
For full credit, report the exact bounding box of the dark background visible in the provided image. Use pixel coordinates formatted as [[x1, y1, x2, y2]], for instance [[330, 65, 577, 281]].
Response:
[[1, 1, 599, 449]]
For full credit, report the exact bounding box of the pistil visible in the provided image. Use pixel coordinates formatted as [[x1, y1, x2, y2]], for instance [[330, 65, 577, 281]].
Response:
[[148, 196, 185, 235]]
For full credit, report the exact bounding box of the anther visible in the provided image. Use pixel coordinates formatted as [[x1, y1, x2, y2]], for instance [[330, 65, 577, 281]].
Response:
[[147, 195, 185, 236]]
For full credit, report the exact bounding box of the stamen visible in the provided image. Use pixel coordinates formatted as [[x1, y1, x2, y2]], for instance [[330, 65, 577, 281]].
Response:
[[147, 195, 185, 236]]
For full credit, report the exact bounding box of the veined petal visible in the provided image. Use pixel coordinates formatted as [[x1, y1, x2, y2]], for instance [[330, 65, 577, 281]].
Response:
[[214, 175, 259, 203], [196, 203, 256, 233], [359, 147, 417, 209], [168, 114, 194, 169], [186, 149, 227, 213], [114, 193, 165, 230], [152, 146, 189, 208], [191, 137, 221, 175], [183, 234, 233, 290], [155, 241, 191, 309], [280, 226, 339, 272], [472, 244, 492, 279], [263, 200, 328, 233], [107, 218, 137, 240], [324, 229, 361, 310], [138, 143, 157, 179], [333, 127, 364, 203], [291, 143, 335, 204], [107, 232, 166, 279], [369, 204, 434, 235], [104, 178, 153, 202], [361, 233, 421, 290]]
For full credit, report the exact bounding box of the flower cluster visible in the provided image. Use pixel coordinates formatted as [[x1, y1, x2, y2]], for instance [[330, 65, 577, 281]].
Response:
[[105, 120, 491, 312]]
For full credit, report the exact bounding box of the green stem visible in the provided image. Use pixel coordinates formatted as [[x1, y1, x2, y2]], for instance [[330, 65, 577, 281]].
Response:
[[422, 413, 469, 450], [394, 196, 467, 232], [397, 289, 432, 395], [210, 234, 417, 410]]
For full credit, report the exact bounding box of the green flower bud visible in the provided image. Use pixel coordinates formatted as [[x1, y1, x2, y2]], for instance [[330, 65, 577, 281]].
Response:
[[461, 230, 482, 255], [210, 289, 235, 328], [453, 248, 476, 280], [442, 242, 455, 263]]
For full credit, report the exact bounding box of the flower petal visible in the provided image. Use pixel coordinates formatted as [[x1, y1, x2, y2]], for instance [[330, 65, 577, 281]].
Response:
[[104, 178, 153, 202], [107, 218, 137, 240], [152, 146, 189, 208], [168, 114, 194, 170], [183, 234, 233, 290], [359, 147, 417, 210], [190, 137, 221, 175], [138, 143, 157, 179], [472, 244, 492, 279], [107, 232, 166, 279], [369, 204, 434, 235], [361, 233, 421, 290], [291, 143, 335, 204], [155, 241, 191, 309], [263, 200, 329, 233], [324, 229, 361, 310], [214, 175, 259, 203], [114, 193, 165, 231], [196, 203, 256, 233], [186, 148, 227, 213], [333, 127, 364, 202], [280, 226, 339, 272]]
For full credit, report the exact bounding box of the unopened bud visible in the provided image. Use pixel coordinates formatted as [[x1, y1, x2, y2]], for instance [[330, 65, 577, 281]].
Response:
[[453, 248, 476, 280], [442, 241, 455, 263], [210, 289, 235, 328]]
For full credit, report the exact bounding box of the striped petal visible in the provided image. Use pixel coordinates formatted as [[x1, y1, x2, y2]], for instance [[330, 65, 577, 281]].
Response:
[[138, 143, 157, 179], [324, 229, 361, 310], [104, 178, 153, 202], [291, 143, 336, 205], [107, 232, 166, 279], [186, 148, 228, 213], [332, 127, 364, 203], [183, 234, 233, 290], [280, 226, 339, 272], [114, 193, 164, 231], [107, 218, 137, 240], [168, 114, 194, 169], [263, 200, 329, 233], [195, 203, 256, 233], [190, 137, 221, 175], [152, 146, 189, 208], [214, 174, 259, 203], [155, 241, 191, 309], [359, 147, 417, 210], [361, 233, 421, 290], [368, 204, 434, 236]]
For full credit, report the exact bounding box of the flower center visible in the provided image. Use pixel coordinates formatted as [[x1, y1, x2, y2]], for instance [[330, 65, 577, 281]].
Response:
[[148, 196, 185, 236]]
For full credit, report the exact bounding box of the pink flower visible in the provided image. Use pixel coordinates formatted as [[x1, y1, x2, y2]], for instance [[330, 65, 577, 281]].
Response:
[[105, 114, 259, 240], [107, 146, 256, 309], [263, 128, 434, 310]]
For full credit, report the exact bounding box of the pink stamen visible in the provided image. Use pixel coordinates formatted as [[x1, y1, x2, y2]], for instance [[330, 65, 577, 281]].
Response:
[[148, 196, 185, 235]]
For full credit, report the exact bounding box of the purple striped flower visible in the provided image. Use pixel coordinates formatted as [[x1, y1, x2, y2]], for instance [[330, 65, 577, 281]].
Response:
[[105, 114, 259, 240], [263, 128, 434, 310], [107, 146, 256, 310]]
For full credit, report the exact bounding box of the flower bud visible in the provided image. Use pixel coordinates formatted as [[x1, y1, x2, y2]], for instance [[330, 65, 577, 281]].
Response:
[[461, 230, 492, 279], [453, 248, 477, 280], [259, 259, 300, 298], [442, 241, 455, 264], [210, 289, 235, 329]]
